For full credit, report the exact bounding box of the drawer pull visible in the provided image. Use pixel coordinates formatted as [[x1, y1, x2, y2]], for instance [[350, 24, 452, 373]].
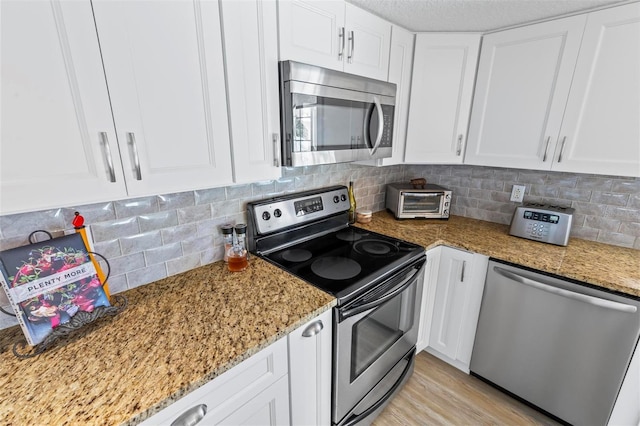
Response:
[[302, 320, 324, 337], [170, 404, 207, 426]]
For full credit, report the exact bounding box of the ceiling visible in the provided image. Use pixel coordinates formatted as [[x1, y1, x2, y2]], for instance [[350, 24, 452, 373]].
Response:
[[344, 0, 628, 32]]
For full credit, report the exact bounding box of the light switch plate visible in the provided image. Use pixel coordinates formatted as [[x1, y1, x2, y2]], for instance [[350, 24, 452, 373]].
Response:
[[510, 185, 526, 202]]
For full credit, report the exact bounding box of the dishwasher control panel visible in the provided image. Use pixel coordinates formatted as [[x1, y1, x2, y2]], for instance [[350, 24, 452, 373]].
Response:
[[509, 203, 574, 246]]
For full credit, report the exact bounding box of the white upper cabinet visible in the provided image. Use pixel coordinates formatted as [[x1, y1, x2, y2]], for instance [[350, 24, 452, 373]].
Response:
[[465, 15, 586, 170], [404, 34, 480, 164], [554, 3, 640, 177], [1, 0, 128, 214], [358, 24, 415, 167], [220, 0, 282, 183], [465, 3, 640, 177], [278, 0, 392, 80], [92, 0, 233, 196]]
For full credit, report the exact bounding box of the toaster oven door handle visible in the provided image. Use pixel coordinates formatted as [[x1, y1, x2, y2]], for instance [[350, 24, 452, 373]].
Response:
[[404, 192, 444, 197], [368, 96, 384, 155]]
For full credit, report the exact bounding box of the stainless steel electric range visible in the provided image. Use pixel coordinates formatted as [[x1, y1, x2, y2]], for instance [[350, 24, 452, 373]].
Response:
[[247, 186, 426, 426]]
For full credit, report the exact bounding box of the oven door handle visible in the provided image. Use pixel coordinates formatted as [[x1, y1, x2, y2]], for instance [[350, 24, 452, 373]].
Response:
[[340, 259, 425, 321], [341, 348, 415, 426]]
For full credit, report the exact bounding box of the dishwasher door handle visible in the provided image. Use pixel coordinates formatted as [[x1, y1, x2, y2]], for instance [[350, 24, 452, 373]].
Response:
[[493, 266, 638, 313]]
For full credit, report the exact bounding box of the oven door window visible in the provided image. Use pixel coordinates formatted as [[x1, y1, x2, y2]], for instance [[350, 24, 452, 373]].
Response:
[[403, 193, 442, 213], [350, 284, 416, 381], [292, 94, 383, 152]]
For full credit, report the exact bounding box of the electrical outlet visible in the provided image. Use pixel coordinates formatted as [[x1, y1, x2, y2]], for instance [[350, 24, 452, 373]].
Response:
[[510, 185, 526, 202]]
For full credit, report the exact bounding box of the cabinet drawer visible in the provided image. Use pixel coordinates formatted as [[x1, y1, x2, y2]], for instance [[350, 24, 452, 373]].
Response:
[[141, 336, 288, 425]]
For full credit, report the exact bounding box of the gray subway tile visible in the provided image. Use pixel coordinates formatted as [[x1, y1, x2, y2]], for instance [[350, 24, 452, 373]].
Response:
[[619, 222, 640, 237], [571, 202, 608, 216], [584, 216, 621, 232], [591, 191, 629, 206], [161, 223, 198, 244], [212, 200, 241, 217], [545, 174, 578, 188], [201, 246, 225, 265], [195, 187, 226, 205], [166, 253, 201, 276], [611, 179, 640, 194], [294, 174, 315, 189], [570, 226, 599, 240], [596, 231, 635, 248], [158, 192, 195, 211], [0, 208, 65, 239], [177, 204, 212, 224], [114, 197, 158, 218], [62, 202, 116, 225], [139, 211, 179, 233], [127, 264, 167, 289], [105, 274, 128, 295], [226, 184, 253, 200], [576, 176, 613, 191], [145, 242, 183, 265], [91, 217, 139, 242], [182, 234, 216, 255], [109, 252, 146, 276], [197, 217, 231, 238], [629, 193, 640, 209], [530, 185, 559, 198], [252, 181, 277, 196], [606, 206, 640, 222], [120, 231, 162, 255], [556, 188, 592, 202], [93, 238, 122, 259], [517, 171, 547, 184]]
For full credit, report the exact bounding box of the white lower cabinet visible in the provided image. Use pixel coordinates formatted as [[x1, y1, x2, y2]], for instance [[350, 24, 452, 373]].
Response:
[[288, 309, 333, 426], [140, 309, 332, 425], [609, 342, 640, 426], [419, 246, 488, 373]]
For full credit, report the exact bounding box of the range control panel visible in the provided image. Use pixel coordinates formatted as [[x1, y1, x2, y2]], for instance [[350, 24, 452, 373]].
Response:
[[248, 186, 350, 235], [509, 203, 575, 246]]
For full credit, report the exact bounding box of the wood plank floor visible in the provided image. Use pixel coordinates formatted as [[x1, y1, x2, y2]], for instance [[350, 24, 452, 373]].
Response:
[[373, 351, 562, 426]]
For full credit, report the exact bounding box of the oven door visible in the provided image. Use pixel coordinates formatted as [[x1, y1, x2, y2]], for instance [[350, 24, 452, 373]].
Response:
[[333, 257, 426, 425], [399, 191, 447, 218]]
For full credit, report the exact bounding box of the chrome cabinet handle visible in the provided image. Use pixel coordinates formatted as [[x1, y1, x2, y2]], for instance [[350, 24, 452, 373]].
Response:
[[99, 132, 116, 183], [456, 134, 463, 156], [557, 136, 567, 162], [272, 133, 280, 167], [170, 404, 208, 426], [460, 260, 466, 282], [301, 320, 324, 337], [348, 30, 354, 63], [126, 132, 142, 180], [494, 266, 637, 313], [338, 27, 345, 60], [542, 136, 551, 162]]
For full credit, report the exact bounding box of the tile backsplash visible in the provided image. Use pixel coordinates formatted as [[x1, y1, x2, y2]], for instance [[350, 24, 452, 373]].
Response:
[[0, 163, 638, 329]]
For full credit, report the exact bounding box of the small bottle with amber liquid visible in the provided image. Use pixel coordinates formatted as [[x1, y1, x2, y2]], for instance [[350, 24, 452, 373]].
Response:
[[227, 224, 248, 272], [348, 181, 357, 224]]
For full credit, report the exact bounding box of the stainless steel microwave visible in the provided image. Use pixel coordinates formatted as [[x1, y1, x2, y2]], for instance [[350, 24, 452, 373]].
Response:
[[279, 61, 396, 167], [386, 183, 452, 219]]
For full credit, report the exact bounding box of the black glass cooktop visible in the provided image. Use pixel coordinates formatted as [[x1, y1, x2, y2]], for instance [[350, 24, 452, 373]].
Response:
[[264, 226, 424, 302]]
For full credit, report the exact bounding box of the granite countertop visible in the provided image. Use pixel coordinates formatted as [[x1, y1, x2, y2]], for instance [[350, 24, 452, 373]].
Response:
[[0, 213, 637, 426], [358, 211, 640, 297], [0, 258, 335, 425]]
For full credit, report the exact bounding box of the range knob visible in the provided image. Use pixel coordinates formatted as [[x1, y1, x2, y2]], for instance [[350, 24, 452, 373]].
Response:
[[443, 210, 449, 215], [273, 209, 282, 218], [341, 194, 347, 201], [262, 211, 271, 221], [333, 196, 340, 203]]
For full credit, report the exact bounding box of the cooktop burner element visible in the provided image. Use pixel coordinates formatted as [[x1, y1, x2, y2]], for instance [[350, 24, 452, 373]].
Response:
[[336, 229, 363, 242], [281, 249, 312, 263], [311, 257, 361, 280], [354, 240, 398, 256]]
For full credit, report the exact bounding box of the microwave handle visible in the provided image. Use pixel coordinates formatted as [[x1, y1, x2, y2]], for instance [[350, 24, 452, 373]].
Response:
[[369, 96, 384, 155]]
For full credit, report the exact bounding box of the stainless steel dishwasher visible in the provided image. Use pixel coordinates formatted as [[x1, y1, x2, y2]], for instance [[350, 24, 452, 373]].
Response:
[[470, 260, 640, 426]]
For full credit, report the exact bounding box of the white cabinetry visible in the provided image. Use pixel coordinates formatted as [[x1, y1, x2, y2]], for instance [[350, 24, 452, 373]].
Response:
[[278, 0, 391, 80], [609, 341, 640, 426], [405, 34, 480, 164], [288, 309, 333, 426], [466, 3, 640, 177], [359, 24, 415, 167], [140, 337, 290, 425], [1, 0, 234, 215], [220, 0, 282, 183], [420, 246, 488, 373]]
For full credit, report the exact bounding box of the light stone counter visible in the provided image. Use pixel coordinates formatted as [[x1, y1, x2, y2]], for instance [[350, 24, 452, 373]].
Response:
[[0, 258, 335, 425], [357, 212, 640, 297]]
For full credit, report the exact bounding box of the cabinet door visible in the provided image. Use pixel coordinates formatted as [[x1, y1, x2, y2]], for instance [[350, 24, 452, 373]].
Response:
[[92, 0, 233, 196], [553, 3, 640, 177], [417, 247, 441, 352], [221, 0, 282, 183], [0, 0, 127, 215], [278, 0, 345, 72], [465, 16, 586, 169], [427, 247, 488, 372], [288, 309, 332, 426], [343, 3, 391, 80], [405, 34, 480, 164]]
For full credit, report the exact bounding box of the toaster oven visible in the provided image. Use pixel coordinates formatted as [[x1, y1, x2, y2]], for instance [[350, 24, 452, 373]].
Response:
[[386, 183, 451, 219]]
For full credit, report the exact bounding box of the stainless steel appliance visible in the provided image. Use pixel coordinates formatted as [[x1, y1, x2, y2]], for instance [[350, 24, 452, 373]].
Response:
[[471, 260, 640, 426], [279, 61, 396, 167], [385, 183, 451, 219], [509, 203, 574, 246], [247, 186, 425, 426]]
